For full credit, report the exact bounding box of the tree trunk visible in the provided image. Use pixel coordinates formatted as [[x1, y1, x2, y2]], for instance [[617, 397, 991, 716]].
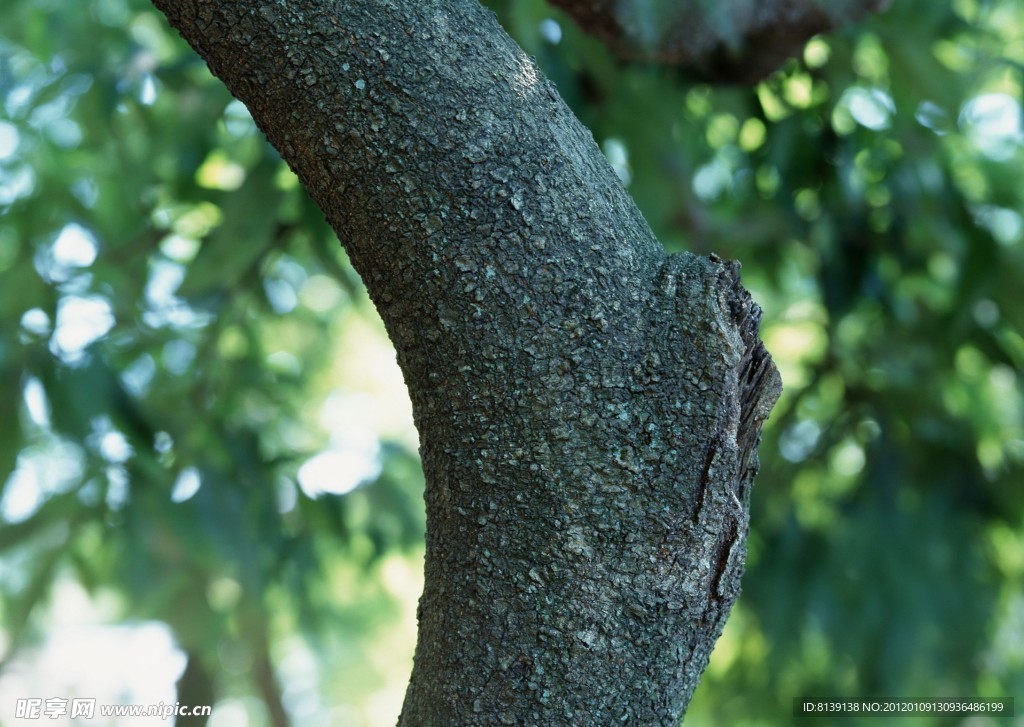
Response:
[[175, 652, 214, 727], [149, 1, 781, 724]]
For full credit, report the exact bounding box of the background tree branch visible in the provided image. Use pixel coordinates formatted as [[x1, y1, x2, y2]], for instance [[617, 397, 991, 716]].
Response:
[[549, 0, 893, 82]]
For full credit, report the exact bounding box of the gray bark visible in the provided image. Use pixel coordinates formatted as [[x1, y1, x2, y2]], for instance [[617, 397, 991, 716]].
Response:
[[550, 0, 892, 83], [150, 0, 781, 724]]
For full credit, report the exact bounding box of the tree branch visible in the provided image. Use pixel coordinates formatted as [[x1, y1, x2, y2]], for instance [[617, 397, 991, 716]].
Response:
[[549, 0, 892, 82]]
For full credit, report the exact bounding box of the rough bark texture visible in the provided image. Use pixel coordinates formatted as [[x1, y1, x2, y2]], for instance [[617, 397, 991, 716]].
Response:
[[550, 0, 892, 83], [150, 0, 781, 724]]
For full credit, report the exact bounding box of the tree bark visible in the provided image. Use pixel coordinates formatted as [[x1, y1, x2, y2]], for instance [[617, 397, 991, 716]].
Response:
[[149, 0, 781, 724], [550, 0, 892, 83]]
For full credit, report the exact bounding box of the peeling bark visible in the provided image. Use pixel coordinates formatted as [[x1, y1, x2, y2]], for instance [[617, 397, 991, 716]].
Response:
[[149, 0, 781, 723], [550, 0, 892, 82]]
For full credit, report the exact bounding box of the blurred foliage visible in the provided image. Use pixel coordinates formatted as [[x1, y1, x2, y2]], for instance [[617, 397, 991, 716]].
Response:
[[1, 0, 1023, 725], [0, 1, 423, 724]]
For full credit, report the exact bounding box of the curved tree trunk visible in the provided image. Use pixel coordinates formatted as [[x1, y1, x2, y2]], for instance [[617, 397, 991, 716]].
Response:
[[150, 1, 782, 724]]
